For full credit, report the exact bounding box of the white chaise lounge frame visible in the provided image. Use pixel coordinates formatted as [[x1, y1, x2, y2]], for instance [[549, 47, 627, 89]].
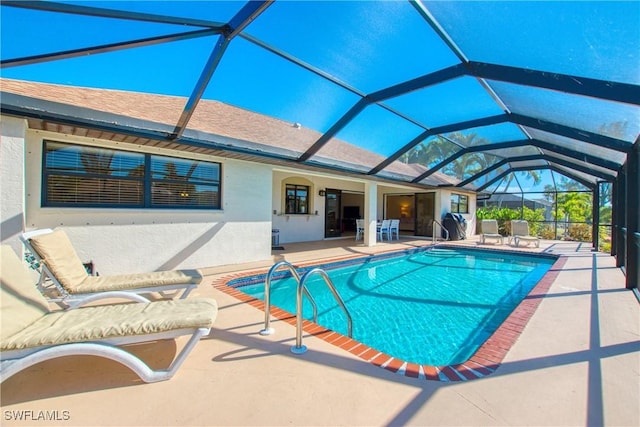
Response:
[[1, 328, 209, 384], [1, 245, 216, 384], [480, 219, 504, 245], [20, 228, 200, 308], [510, 220, 541, 248]]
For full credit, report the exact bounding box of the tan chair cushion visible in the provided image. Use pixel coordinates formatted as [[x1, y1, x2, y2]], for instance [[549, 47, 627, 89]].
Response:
[[1, 298, 218, 351], [78, 270, 203, 293], [28, 229, 202, 294], [28, 229, 88, 291], [481, 219, 500, 234], [1, 246, 51, 341]]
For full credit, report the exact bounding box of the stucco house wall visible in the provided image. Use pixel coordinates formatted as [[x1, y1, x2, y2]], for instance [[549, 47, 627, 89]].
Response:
[[271, 171, 375, 243], [0, 116, 27, 257], [437, 188, 477, 237], [2, 114, 478, 274], [1, 116, 274, 274]]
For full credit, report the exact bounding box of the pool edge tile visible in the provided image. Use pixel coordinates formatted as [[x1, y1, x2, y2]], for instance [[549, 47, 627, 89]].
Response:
[[214, 248, 563, 382]]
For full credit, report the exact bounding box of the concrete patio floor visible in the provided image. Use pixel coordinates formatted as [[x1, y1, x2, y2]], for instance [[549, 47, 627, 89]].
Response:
[[1, 236, 639, 426]]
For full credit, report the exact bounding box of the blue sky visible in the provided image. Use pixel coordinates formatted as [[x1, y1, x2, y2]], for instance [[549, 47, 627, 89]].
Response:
[[1, 1, 637, 190]]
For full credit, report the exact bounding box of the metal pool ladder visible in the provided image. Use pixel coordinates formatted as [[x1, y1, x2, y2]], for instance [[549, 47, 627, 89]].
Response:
[[259, 261, 353, 355], [432, 219, 449, 243]]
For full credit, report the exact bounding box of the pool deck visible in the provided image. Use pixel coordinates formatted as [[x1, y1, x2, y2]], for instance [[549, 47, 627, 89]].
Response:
[[2, 236, 639, 426]]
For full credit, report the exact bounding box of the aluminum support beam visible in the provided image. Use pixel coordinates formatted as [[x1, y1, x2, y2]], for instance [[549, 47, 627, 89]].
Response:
[[625, 143, 639, 289], [592, 183, 600, 250], [1, 0, 225, 28], [2, 29, 220, 68], [612, 176, 625, 262], [510, 114, 632, 153], [171, 1, 273, 140], [469, 61, 640, 106]]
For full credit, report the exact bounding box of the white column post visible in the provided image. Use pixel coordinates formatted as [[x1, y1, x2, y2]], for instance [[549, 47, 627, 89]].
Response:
[[363, 181, 378, 246]]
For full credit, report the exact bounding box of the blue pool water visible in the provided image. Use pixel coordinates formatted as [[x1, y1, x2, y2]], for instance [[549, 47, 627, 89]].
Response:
[[232, 247, 555, 366]]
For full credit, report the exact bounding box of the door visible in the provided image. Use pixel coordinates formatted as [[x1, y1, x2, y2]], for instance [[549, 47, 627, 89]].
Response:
[[325, 189, 342, 238], [415, 192, 435, 237]]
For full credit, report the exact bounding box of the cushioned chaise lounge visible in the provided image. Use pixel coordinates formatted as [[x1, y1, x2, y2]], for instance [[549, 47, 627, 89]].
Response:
[[480, 219, 504, 245], [0, 245, 217, 383], [510, 220, 541, 248], [21, 228, 203, 308]]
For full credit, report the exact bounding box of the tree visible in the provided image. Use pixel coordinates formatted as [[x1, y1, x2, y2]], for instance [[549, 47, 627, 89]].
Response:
[[401, 132, 495, 180], [400, 134, 458, 167]]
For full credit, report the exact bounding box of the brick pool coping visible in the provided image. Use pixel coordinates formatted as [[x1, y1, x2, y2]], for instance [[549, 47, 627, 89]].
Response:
[[212, 249, 567, 382]]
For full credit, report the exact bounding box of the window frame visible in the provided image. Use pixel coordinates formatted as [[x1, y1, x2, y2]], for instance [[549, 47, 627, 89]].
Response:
[[285, 183, 310, 214], [42, 140, 222, 210], [451, 193, 469, 214]]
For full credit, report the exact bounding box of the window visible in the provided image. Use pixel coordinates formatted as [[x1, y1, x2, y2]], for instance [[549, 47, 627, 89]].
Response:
[[150, 155, 220, 207], [285, 184, 309, 214], [43, 140, 221, 209], [451, 193, 469, 214]]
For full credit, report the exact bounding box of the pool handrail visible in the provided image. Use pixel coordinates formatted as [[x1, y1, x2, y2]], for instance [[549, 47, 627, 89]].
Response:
[[432, 219, 449, 243], [292, 267, 353, 354], [260, 261, 318, 336]]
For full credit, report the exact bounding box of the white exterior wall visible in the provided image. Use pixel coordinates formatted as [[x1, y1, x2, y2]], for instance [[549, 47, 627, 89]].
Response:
[[2, 115, 482, 272], [271, 171, 368, 243], [467, 194, 478, 236], [0, 116, 27, 255], [437, 188, 477, 236], [271, 170, 479, 243], [3, 119, 274, 274]]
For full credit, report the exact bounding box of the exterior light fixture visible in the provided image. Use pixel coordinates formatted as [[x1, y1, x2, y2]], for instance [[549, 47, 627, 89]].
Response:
[[319, 190, 326, 196]]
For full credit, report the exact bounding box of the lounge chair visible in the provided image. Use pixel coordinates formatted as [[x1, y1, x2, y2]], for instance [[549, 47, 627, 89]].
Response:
[[510, 220, 541, 248], [0, 245, 218, 383], [20, 228, 202, 308], [480, 219, 504, 244]]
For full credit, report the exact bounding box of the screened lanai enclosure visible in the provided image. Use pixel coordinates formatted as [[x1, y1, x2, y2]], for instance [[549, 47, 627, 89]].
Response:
[[1, 1, 638, 289]]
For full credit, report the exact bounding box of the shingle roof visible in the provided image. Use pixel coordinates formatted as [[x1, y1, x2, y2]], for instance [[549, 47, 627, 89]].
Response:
[[1, 78, 459, 187]]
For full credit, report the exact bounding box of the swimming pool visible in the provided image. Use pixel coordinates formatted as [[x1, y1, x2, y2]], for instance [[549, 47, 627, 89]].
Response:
[[226, 247, 556, 367]]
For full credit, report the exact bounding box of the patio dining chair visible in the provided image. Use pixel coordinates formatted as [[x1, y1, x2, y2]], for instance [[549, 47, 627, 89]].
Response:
[[510, 220, 540, 248], [389, 219, 400, 240], [480, 219, 504, 245], [20, 228, 202, 308], [378, 219, 391, 241], [355, 219, 365, 240], [0, 245, 218, 384]]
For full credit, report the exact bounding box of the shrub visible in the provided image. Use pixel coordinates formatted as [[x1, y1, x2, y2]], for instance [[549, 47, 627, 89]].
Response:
[[476, 207, 518, 234], [477, 206, 546, 236], [540, 226, 556, 240], [598, 226, 612, 253], [522, 207, 546, 236], [567, 223, 592, 242]]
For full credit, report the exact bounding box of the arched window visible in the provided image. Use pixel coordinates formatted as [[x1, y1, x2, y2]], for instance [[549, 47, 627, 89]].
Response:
[[282, 177, 314, 214]]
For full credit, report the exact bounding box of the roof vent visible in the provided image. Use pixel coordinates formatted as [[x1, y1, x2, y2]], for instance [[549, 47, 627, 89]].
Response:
[[293, 122, 301, 129]]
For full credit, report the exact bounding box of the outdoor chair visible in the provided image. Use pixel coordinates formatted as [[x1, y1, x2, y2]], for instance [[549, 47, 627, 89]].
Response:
[[480, 219, 504, 245], [377, 219, 391, 241], [389, 219, 400, 240], [20, 228, 202, 308], [0, 245, 218, 384], [355, 219, 365, 241], [510, 220, 541, 248]]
